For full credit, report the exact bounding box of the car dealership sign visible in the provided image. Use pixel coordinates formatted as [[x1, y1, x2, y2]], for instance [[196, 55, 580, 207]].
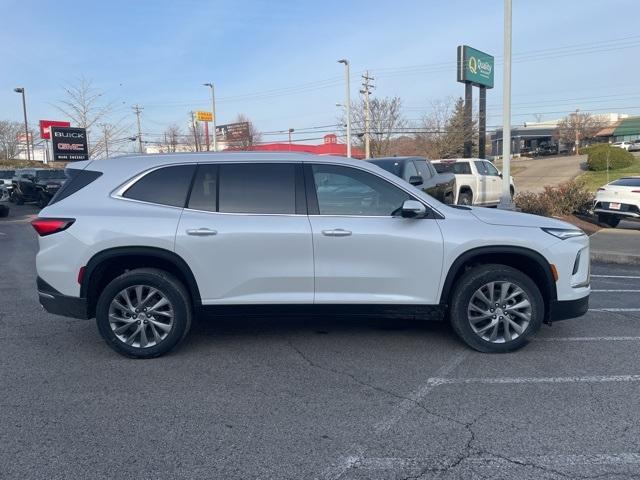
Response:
[[39, 120, 71, 140], [51, 126, 89, 161]]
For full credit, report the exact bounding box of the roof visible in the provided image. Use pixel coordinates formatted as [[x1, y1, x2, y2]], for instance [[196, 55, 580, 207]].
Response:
[[613, 116, 640, 137], [368, 156, 428, 163], [241, 141, 365, 159]]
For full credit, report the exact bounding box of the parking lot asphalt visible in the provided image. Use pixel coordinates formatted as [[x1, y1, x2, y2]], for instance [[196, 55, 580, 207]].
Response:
[[2, 204, 640, 480]]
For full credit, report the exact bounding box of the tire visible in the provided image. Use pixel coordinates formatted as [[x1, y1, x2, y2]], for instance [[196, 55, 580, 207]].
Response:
[[458, 191, 472, 206], [0, 206, 9, 217], [598, 213, 620, 228], [95, 268, 192, 358], [449, 264, 544, 353], [37, 193, 48, 209], [16, 195, 24, 206]]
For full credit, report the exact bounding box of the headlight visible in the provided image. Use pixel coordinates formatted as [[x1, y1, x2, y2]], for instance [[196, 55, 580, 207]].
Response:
[[541, 227, 585, 240]]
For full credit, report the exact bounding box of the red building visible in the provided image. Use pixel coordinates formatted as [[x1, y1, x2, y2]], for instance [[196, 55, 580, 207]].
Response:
[[237, 134, 365, 158]]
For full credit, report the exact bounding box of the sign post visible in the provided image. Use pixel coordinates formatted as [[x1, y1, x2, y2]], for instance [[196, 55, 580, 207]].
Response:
[[457, 45, 494, 159], [50, 126, 89, 161], [195, 111, 214, 151]]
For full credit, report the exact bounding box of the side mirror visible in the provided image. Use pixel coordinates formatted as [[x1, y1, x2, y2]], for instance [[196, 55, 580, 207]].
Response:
[[408, 175, 423, 186], [401, 199, 427, 218], [499, 172, 503, 178]]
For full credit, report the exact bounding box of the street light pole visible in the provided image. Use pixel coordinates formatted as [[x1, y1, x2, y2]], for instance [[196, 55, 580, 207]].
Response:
[[498, 0, 514, 210], [338, 59, 351, 158], [14, 87, 30, 161], [203, 83, 217, 152]]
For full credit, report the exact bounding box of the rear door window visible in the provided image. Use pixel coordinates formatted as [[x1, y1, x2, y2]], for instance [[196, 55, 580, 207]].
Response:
[[218, 163, 297, 214], [434, 162, 471, 174], [123, 164, 196, 207], [474, 161, 488, 175], [414, 161, 433, 180]]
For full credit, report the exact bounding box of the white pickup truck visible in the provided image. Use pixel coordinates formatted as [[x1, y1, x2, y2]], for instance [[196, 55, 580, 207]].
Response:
[[432, 158, 515, 206]]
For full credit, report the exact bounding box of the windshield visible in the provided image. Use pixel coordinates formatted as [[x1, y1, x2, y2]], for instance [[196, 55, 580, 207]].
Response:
[[36, 170, 67, 180], [0, 170, 14, 179], [611, 177, 640, 187], [433, 162, 471, 174], [368, 159, 403, 177]]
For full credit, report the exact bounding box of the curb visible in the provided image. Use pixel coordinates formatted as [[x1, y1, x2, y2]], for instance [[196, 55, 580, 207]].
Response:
[[591, 251, 640, 265]]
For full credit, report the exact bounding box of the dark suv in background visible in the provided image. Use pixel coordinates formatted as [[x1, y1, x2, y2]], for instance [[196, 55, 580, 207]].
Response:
[[368, 156, 455, 204], [12, 168, 67, 208]]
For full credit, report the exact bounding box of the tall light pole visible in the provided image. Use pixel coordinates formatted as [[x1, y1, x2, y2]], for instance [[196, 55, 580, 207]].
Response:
[[338, 59, 351, 158], [498, 0, 514, 210], [14, 87, 30, 161], [203, 83, 217, 152]]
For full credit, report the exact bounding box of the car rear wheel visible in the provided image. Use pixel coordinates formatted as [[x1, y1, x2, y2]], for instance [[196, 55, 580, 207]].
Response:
[[449, 264, 543, 353], [96, 268, 192, 358], [597, 213, 620, 228]]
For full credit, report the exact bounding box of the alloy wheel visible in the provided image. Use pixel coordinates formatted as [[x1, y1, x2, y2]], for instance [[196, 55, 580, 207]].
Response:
[[108, 285, 174, 348], [467, 280, 531, 343]]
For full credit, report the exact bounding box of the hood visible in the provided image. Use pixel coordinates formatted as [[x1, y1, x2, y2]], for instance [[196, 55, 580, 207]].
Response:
[[470, 206, 576, 229]]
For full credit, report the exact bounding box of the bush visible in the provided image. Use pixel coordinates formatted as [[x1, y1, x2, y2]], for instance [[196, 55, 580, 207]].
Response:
[[585, 144, 634, 171], [515, 180, 594, 217]]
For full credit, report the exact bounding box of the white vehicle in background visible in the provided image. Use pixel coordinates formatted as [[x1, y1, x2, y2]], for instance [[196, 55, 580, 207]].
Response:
[[630, 140, 640, 152], [593, 176, 640, 227], [611, 141, 635, 151], [432, 158, 515, 206]]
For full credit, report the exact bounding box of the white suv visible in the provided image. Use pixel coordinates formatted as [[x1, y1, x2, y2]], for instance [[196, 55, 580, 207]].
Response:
[[33, 153, 590, 358]]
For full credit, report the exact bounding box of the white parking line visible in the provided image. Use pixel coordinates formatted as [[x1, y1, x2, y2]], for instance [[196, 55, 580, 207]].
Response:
[[592, 289, 640, 292], [589, 308, 640, 312], [591, 274, 640, 279], [426, 374, 640, 386], [537, 336, 640, 342], [355, 453, 640, 470]]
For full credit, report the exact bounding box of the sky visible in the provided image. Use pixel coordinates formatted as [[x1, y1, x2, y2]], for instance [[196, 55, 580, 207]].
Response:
[[1, 0, 639, 152]]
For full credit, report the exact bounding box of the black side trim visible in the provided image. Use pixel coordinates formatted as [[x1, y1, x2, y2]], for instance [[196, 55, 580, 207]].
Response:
[[201, 304, 446, 321], [549, 295, 589, 322], [81, 246, 202, 307], [294, 163, 307, 215], [303, 164, 320, 215], [439, 245, 558, 304], [37, 276, 88, 319]]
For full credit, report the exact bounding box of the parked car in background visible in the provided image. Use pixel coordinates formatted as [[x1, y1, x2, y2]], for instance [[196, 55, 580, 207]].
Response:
[[593, 176, 640, 227], [629, 140, 640, 152], [33, 153, 590, 358], [0, 169, 15, 201], [432, 158, 515, 206], [12, 169, 67, 208], [611, 141, 635, 151], [367, 156, 455, 204], [0, 185, 10, 217]]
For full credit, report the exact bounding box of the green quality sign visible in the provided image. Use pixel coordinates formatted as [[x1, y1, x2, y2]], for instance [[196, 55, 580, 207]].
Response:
[[457, 45, 494, 89]]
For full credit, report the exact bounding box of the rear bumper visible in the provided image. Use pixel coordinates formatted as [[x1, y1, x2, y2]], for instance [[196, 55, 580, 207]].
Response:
[[37, 276, 89, 320], [548, 294, 589, 322]]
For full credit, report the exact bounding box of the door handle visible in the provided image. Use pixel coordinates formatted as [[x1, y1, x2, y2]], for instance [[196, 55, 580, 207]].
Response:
[[322, 229, 352, 237], [186, 228, 218, 236]]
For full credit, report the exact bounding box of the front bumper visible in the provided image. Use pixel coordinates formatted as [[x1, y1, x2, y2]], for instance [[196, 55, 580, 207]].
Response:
[[548, 294, 589, 322], [37, 276, 89, 319]]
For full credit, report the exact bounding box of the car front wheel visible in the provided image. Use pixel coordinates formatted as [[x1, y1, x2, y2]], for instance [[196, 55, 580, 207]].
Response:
[[96, 268, 192, 358], [449, 264, 543, 353]]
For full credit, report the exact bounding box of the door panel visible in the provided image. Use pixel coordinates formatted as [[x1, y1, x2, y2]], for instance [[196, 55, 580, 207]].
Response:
[[176, 211, 314, 304], [307, 163, 444, 304], [175, 162, 314, 304]]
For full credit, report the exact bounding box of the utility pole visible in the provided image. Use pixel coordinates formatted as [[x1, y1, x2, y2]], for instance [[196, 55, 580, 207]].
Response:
[[498, 0, 514, 210], [360, 71, 375, 159], [13, 87, 30, 161], [100, 123, 109, 158], [132, 105, 144, 154], [190, 111, 200, 152], [203, 83, 217, 152], [338, 59, 351, 158]]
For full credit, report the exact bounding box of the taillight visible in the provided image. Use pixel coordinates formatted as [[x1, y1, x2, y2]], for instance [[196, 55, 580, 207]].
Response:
[[31, 218, 75, 236]]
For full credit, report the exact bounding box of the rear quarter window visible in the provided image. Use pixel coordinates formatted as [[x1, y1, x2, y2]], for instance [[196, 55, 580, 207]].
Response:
[[49, 169, 102, 206]]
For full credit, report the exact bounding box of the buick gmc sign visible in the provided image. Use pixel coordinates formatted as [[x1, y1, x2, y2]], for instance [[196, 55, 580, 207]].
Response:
[[51, 126, 89, 161]]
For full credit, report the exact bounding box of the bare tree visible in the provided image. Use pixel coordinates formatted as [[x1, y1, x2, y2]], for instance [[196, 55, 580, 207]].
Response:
[[163, 124, 182, 152], [416, 97, 476, 159], [0, 120, 24, 160], [346, 96, 406, 157], [556, 111, 605, 154], [55, 77, 124, 158]]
